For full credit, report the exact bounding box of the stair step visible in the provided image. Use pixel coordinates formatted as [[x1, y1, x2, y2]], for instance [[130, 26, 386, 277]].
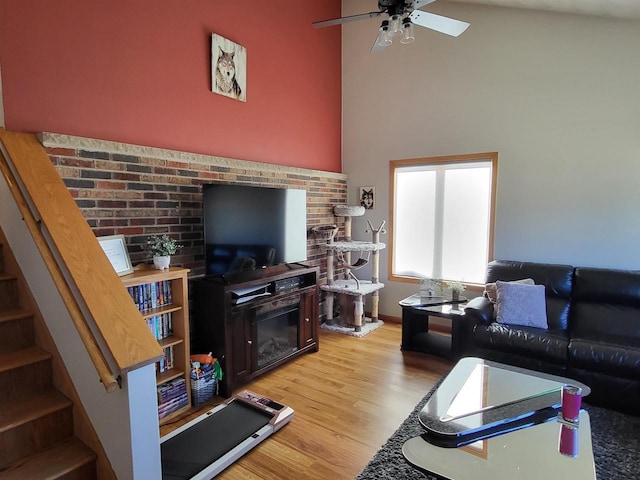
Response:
[[0, 389, 72, 434], [0, 309, 32, 325], [0, 346, 52, 402], [0, 437, 96, 480], [0, 309, 34, 354], [0, 274, 18, 311], [0, 346, 51, 374], [0, 389, 74, 470]]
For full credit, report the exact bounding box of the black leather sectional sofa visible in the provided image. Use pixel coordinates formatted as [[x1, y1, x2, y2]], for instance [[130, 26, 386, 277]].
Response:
[[463, 260, 640, 414]]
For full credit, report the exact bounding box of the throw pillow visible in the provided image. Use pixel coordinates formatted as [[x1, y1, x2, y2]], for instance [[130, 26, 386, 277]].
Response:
[[485, 278, 535, 303], [495, 280, 548, 329]]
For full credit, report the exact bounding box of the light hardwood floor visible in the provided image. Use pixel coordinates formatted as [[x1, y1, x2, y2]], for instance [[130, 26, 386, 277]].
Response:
[[160, 321, 452, 479]]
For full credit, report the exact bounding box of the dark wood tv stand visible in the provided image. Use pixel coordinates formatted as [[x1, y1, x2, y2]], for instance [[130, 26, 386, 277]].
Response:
[[192, 264, 319, 397]]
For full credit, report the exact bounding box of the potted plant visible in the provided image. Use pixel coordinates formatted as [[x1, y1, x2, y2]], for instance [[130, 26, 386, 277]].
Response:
[[445, 280, 466, 302], [143, 234, 183, 270]]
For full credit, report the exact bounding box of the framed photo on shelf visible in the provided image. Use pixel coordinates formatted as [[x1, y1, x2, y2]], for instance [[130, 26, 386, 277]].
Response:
[[98, 234, 134, 276]]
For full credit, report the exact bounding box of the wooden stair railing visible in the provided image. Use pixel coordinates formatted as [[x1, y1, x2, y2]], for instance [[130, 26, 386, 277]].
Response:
[[0, 128, 162, 391]]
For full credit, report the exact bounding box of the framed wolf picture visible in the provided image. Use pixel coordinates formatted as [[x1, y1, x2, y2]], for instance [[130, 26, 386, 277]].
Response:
[[211, 34, 247, 102], [359, 186, 375, 210]]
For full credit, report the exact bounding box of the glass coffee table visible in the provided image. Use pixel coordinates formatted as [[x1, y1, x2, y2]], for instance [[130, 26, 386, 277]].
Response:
[[403, 357, 596, 479]]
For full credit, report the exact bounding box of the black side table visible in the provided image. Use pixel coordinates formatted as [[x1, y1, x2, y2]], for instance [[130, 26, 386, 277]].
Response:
[[400, 294, 467, 361]]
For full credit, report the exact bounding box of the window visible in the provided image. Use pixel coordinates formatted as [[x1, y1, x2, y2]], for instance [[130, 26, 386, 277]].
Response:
[[390, 152, 497, 285]]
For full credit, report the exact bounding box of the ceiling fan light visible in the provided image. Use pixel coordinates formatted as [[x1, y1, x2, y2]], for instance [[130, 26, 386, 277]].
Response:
[[389, 14, 403, 37], [401, 19, 415, 44], [377, 20, 392, 47]]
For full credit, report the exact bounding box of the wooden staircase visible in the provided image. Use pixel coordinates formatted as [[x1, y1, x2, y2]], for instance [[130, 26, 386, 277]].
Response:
[[0, 243, 97, 479]]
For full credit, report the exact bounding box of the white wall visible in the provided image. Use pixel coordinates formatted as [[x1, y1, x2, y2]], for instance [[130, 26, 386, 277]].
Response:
[[342, 1, 640, 318]]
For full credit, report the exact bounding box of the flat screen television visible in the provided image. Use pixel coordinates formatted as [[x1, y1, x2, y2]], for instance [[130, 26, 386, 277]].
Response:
[[202, 184, 307, 276]]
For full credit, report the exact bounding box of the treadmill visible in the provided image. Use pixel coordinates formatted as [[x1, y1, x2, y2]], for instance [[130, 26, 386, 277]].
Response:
[[160, 390, 294, 479]]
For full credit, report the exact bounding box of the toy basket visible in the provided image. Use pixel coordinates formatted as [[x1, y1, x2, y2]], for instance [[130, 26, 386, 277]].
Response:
[[190, 369, 218, 406]]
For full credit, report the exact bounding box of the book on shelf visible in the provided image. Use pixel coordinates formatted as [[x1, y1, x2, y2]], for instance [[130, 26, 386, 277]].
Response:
[[126, 280, 174, 311], [158, 392, 188, 418], [157, 346, 175, 373], [163, 313, 173, 337], [165, 280, 173, 304], [145, 312, 173, 340], [157, 377, 187, 403], [158, 378, 187, 408], [151, 282, 158, 308]]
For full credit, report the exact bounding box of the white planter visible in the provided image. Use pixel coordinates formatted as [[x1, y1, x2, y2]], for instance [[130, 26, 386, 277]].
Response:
[[153, 255, 171, 270]]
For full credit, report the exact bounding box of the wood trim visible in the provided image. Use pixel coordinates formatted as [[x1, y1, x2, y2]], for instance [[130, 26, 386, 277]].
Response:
[[391, 151, 499, 166], [0, 129, 162, 380], [378, 313, 402, 324], [487, 153, 498, 263]]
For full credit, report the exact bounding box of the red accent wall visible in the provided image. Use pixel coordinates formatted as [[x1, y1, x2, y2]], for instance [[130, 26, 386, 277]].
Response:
[[0, 1, 342, 172]]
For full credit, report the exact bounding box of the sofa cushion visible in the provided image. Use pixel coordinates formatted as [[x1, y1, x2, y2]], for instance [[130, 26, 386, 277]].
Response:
[[568, 334, 640, 378], [496, 281, 548, 329], [486, 260, 573, 331], [473, 322, 569, 364], [571, 267, 640, 339], [484, 277, 534, 303]]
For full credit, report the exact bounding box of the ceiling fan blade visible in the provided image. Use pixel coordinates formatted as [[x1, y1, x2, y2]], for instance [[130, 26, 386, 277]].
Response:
[[313, 11, 384, 29], [410, 0, 438, 10], [409, 10, 470, 37]]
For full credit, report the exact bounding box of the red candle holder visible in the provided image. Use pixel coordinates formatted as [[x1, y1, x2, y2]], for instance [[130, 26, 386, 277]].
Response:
[[561, 384, 582, 423]]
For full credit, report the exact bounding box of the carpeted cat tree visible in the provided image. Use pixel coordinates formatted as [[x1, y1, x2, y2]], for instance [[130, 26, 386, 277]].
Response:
[[313, 205, 386, 336]]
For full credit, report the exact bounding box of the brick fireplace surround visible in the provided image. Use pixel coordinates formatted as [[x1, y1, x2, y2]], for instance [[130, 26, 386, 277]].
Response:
[[39, 132, 347, 281]]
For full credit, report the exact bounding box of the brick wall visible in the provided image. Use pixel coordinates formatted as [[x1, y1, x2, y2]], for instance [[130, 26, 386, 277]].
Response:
[[40, 133, 347, 281]]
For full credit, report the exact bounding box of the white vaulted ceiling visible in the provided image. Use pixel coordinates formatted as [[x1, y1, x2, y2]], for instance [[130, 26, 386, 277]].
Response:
[[445, 0, 640, 20]]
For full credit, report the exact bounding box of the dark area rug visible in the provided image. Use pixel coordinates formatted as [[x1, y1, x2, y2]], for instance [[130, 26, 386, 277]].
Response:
[[356, 380, 640, 480]]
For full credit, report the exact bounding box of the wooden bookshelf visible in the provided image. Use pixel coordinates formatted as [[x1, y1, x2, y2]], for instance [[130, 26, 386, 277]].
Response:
[[121, 265, 191, 424]]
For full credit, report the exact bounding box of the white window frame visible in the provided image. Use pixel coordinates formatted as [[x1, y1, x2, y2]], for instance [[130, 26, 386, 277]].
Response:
[[389, 152, 498, 287]]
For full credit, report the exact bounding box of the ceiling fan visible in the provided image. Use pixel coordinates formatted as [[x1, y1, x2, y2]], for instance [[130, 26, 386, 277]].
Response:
[[313, 0, 470, 53]]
